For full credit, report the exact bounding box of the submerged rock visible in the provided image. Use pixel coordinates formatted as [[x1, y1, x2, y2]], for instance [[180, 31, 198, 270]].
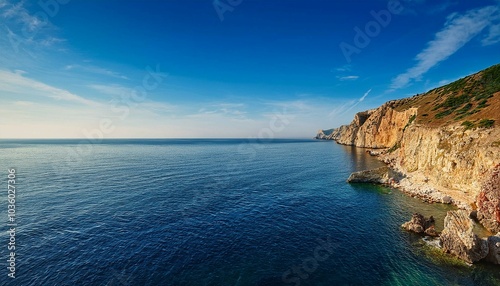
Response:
[[424, 225, 439, 237], [401, 213, 438, 236], [484, 233, 500, 265], [440, 210, 489, 263], [477, 164, 500, 234]]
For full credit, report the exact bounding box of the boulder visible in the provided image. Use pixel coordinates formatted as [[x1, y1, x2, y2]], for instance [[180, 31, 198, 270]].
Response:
[[401, 213, 437, 236], [347, 166, 392, 184], [477, 164, 500, 234], [484, 233, 500, 265], [440, 210, 489, 263], [425, 225, 439, 237]]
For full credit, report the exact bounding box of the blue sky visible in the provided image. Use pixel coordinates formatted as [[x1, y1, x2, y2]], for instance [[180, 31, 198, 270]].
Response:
[[0, 0, 499, 138]]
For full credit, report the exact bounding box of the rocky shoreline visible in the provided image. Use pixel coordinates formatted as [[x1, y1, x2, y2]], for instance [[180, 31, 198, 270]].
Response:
[[316, 64, 500, 265], [345, 147, 500, 265], [401, 211, 500, 265]]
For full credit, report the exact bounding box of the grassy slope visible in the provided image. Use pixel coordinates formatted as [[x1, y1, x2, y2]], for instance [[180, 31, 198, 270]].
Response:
[[392, 63, 500, 128]]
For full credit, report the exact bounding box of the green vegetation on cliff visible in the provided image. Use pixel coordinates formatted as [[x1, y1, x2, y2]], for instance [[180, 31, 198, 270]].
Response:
[[393, 63, 500, 127]]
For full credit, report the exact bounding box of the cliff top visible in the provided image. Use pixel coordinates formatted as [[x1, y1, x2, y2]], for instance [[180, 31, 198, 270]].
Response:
[[392, 63, 500, 128]]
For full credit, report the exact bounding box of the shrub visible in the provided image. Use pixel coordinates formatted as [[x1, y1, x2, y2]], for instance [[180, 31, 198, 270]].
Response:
[[478, 119, 495, 128], [461, 121, 475, 130], [388, 142, 401, 153]]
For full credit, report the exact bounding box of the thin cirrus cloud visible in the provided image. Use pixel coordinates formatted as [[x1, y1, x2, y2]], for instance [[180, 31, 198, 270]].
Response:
[[0, 0, 54, 34], [390, 5, 500, 90], [0, 69, 100, 106], [482, 22, 500, 45], [338, 75, 359, 81], [65, 64, 129, 80], [88, 84, 133, 96], [196, 103, 247, 119], [328, 88, 371, 119]]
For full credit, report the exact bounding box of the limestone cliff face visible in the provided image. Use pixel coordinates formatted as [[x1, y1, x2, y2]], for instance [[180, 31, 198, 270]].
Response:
[[392, 125, 500, 205], [331, 102, 417, 148], [316, 64, 500, 207], [477, 164, 500, 233]]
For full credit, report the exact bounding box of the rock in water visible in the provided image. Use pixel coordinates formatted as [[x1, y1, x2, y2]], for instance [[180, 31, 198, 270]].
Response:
[[347, 166, 391, 184], [424, 225, 439, 237], [440, 210, 489, 263], [485, 233, 500, 265], [401, 213, 437, 236], [477, 164, 500, 234]]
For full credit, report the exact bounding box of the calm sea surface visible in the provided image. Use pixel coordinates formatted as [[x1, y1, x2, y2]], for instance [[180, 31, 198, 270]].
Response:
[[0, 139, 498, 286]]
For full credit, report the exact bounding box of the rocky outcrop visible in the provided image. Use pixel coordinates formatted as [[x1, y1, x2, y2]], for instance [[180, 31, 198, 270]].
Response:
[[346, 166, 394, 184], [315, 125, 350, 141], [385, 125, 500, 207], [477, 164, 500, 233], [485, 233, 500, 264], [324, 102, 417, 148], [401, 213, 438, 237], [440, 210, 489, 263], [315, 129, 334, 140]]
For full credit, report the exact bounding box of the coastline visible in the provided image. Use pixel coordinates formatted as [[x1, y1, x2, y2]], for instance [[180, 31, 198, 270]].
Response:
[[341, 143, 471, 210], [320, 137, 500, 265], [376, 148, 472, 211], [316, 64, 500, 265]]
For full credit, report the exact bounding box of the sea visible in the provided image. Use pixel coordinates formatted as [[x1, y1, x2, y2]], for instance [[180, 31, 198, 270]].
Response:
[[0, 139, 498, 286]]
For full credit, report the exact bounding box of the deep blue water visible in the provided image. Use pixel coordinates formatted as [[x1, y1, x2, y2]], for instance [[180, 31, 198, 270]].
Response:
[[0, 139, 499, 286]]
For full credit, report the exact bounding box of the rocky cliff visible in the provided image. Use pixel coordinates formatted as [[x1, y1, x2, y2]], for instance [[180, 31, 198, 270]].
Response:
[[318, 64, 500, 208], [332, 102, 418, 148], [318, 64, 500, 265]]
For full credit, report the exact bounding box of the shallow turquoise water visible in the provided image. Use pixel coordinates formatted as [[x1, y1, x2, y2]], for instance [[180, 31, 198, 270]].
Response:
[[0, 139, 498, 285]]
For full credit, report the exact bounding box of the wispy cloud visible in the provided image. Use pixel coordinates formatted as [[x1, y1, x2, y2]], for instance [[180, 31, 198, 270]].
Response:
[[88, 84, 132, 96], [426, 1, 457, 15], [1, 1, 52, 33], [390, 5, 500, 90], [89, 83, 176, 114], [196, 103, 247, 119], [328, 89, 371, 119], [334, 65, 352, 72], [0, 69, 101, 106], [482, 23, 500, 45], [359, 89, 371, 102], [0, 0, 68, 60], [13, 100, 34, 106], [265, 100, 315, 113], [338, 75, 359, 81], [66, 64, 129, 80]]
